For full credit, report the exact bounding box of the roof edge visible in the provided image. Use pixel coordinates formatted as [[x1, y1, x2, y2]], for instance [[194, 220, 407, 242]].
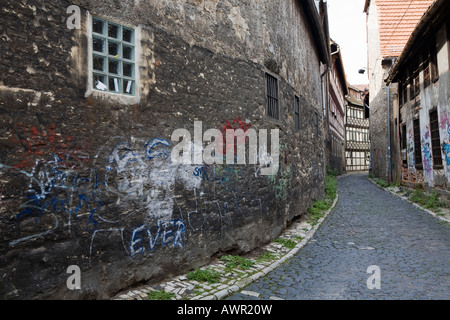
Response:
[[299, 0, 330, 66], [386, 0, 446, 84], [363, 0, 370, 13]]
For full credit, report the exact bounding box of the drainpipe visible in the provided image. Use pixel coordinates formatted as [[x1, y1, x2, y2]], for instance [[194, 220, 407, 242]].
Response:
[[321, 66, 331, 119], [386, 58, 396, 184], [366, 102, 372, 172]]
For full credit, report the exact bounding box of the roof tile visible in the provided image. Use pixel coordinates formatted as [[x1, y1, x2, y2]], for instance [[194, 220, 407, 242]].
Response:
[[374, 0, 435, 57]]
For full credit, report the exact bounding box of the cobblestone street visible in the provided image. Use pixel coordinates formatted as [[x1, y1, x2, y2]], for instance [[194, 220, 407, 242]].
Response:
[[227, 173, 450, 300]]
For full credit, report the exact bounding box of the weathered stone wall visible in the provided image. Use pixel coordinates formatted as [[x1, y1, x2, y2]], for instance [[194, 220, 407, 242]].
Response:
[[0, 0, 325, 299]]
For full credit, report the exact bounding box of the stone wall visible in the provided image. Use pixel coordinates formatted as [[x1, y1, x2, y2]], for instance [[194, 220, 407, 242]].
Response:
[[0, 0, 326, 299]]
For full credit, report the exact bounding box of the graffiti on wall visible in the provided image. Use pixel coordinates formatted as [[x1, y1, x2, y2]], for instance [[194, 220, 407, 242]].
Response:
[[421, 125, 433, 183], [0, 122, 293, 263], [406, 129, 415, 173], [439, 111, 449, 130], [10, 123, 90, 170], [442, 124, 450, 172]]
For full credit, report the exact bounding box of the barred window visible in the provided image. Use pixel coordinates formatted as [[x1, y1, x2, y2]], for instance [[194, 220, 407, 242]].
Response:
[[413, 119, 422, 167], [401, 124, 407, 166], [91, 17, 136, 95], [429, 110, 442, 167], [266, 73, 279, 119], [414, 73, 420, 98]]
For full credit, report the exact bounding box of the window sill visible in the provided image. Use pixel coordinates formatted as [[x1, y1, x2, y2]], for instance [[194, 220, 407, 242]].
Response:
[[262, 115, 283, 126], [85, 88, 140, 105]]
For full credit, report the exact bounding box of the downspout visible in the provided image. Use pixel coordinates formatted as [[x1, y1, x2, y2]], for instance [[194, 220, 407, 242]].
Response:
[[366, 102, 372, 172], [321, 66, 331, 118], [387, 58, 396, 184]]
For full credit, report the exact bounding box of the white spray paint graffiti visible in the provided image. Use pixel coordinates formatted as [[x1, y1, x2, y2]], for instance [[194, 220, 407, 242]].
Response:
[[1, 131, 287, 263]]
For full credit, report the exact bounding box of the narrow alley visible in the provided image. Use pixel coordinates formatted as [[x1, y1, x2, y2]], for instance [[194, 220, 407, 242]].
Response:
[[227, 173, 450, 300]]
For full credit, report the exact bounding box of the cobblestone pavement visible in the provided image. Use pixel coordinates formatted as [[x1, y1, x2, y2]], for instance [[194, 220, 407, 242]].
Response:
[[226, 173, 450, 300], [113, 173, 449, 300]]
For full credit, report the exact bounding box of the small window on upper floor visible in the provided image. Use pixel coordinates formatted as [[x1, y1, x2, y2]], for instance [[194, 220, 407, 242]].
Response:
[[91, 16, 136, 96], [266, 73, 279, 120], [402, 76, 408, 104], [429, 38, 439, 83]]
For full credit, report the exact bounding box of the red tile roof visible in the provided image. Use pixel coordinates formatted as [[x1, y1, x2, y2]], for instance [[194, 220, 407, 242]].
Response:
[[371, 0, 435, 58], [349, 84, 369, 92]]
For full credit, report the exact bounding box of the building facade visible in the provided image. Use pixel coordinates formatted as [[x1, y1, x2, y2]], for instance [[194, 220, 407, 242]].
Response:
[[345, 85, 370, 172], [364, 0, 434, 182], [386, 0, 450, 191], [0, 0, 330, 299], [326, 40, 348, 174]]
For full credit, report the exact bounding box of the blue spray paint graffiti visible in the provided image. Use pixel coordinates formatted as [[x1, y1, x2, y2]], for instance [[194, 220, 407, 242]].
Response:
[[422, 142, 433, 177], [2, 131, 277, 262], [129, 219, 186, 257], [443, 125, 450, 168]]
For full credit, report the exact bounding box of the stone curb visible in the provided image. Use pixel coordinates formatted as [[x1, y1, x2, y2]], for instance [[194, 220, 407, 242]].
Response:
[[113, 193, 340, 301], [367, 177, 450, 224]]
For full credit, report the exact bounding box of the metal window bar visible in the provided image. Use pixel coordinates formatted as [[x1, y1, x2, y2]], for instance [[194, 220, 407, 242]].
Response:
[[429, 110, 443, 167], [413, 119, 422, 166], [294, 96, 300, 130], [266, 74, 279, 119]]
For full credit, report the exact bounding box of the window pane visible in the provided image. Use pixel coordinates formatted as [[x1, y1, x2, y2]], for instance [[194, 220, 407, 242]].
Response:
[[108, 41, 120, 57], [94, 74, 107, 91], [93, 18, 104, 34], [108, 23, 120, 39], [91, 17, 136, 96], [108, 59, 120, 75], [123, 80, 134, 95], [123, 62, 133, 77], [93, 56, 105, 72], [109, 77, 121, 93], [93, 37, 105, 53], [123, 28, 134, 43], [123, 45, 134, 60]]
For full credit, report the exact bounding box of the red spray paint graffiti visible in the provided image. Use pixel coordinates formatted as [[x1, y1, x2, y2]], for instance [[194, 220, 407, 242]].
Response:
[[217, 116, 252, 156], [10, 123, 90, 169]]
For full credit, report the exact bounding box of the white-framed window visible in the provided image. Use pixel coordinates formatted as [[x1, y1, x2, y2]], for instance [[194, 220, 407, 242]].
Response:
[[86, 13, 141, 104], [91, 16, 135, 95]]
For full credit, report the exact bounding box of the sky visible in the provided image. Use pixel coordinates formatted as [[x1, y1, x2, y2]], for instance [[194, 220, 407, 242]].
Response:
[[326, 0, 369, 85]]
